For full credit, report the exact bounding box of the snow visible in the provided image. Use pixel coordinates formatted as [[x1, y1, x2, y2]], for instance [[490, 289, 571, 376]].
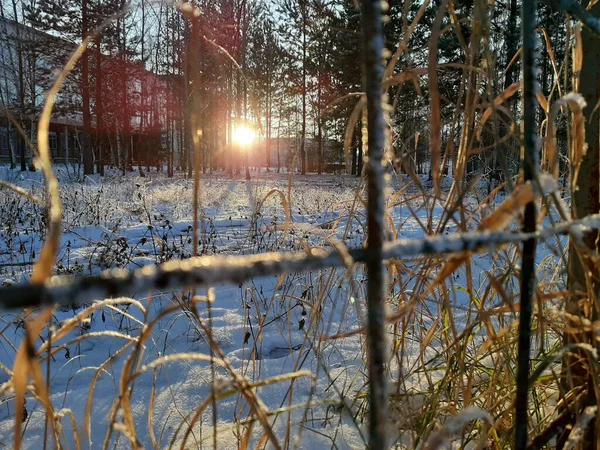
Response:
[[0, 165, 566, 448]]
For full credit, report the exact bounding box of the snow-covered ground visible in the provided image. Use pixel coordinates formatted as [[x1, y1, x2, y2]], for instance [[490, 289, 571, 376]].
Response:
[[0, 166, 565, 448]]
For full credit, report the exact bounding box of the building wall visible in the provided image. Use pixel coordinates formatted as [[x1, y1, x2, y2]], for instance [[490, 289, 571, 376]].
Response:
[[0, 17, 181, 168]]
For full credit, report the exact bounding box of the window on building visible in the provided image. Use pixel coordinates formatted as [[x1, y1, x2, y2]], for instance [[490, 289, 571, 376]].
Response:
[[0, 129, 8, 156], [72, 135, 81, 154], [49, 132, 58, 157]]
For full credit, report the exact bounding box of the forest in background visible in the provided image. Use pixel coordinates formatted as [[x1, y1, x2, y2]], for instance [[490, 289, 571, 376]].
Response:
[[0, 0, 567, 182]]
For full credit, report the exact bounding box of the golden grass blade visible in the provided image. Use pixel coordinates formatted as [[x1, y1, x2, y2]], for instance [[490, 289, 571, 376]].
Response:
[[239, 419, 254, 450], [323, 92, 364, 114], [536, 92, 549, 115], [175, 395, 214, 450], [13, 308, 54, 449], [135, 353, 226, 377], [384, 0, 431, 81], [505, 47, 523, 79], [256, 189, 292, 244], [31, 4, 128, 285], [147, 369, 158, 450], [57, 408, 81, 450], [32, 41, 89, 284], [0, 105, 38, 158], [477, 81, 520, 140], [422, 319, 440, 350], [446, 2, 468, 52], [573, 24, 583, 92], [478, 182, 537, 232], [84, 341, 134, 446], [255, 432, 269, 449], [540, 27, 562, 99], [192, 318, 282, 450], [427, 175, 557, 294], [344, 96, 366, 173], [0, 181, 44, 205], [37, 299, 145, 355], [477, 321, 519, 356], [382, 68, 428, 88]]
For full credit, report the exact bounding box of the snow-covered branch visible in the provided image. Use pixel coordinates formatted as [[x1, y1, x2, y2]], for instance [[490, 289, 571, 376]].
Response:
[[2, 213, 600, 311]]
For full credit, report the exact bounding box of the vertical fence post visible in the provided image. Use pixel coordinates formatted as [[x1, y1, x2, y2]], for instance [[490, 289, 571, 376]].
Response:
[[361, 0, 388, 447], [515, 1, 539, 448]]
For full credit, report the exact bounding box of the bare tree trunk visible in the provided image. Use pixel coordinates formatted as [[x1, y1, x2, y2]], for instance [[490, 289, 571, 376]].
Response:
[[140, 0, 147, 175], [317, 119, 323, 175], [351, 128, 358, 175], [317, 67, 323, 175], [505, 0, 518, 90], [178, 19, 187, 175], [0, 4, 16, 169], [266, 72, 272, 171], [117, 129, 125, 175], [82, 0, 94, 175], [7, 121, 15, 169], [240, 5, 250, 181], [95, 36, 104, 176], [300, 0, 307, 175], [10, 0, 26, 171], [276, 115, 281, 173], [227, 69, 233, 177], [560, 2, 600, 448]]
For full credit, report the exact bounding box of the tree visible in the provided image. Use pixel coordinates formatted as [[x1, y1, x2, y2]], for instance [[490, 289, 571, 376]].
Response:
[[306, 0, 338, 174], [248, 13, 281, 171], [278, 0, 311, 174], [0, 0, 42, 171], [326, 0, 362, 174], [81, 0, 93, 174], [28, 0, 101, 175], [562, 2, 600, 447]]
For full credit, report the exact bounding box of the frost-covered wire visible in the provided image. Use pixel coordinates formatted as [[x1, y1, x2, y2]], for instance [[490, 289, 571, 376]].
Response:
[[3, 214, 600, 311]]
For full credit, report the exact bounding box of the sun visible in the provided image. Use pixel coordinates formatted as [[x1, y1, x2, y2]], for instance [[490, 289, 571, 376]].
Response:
[[232, 125, 255, 146]]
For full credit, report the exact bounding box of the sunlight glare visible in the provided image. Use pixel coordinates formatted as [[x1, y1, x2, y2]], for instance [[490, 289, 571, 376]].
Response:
[[232, 125, 255, 146]]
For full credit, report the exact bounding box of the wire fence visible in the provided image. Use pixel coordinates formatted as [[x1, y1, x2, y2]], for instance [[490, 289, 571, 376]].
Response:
[[0, 1, 597, 448], [3, 213, 600, 310]]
